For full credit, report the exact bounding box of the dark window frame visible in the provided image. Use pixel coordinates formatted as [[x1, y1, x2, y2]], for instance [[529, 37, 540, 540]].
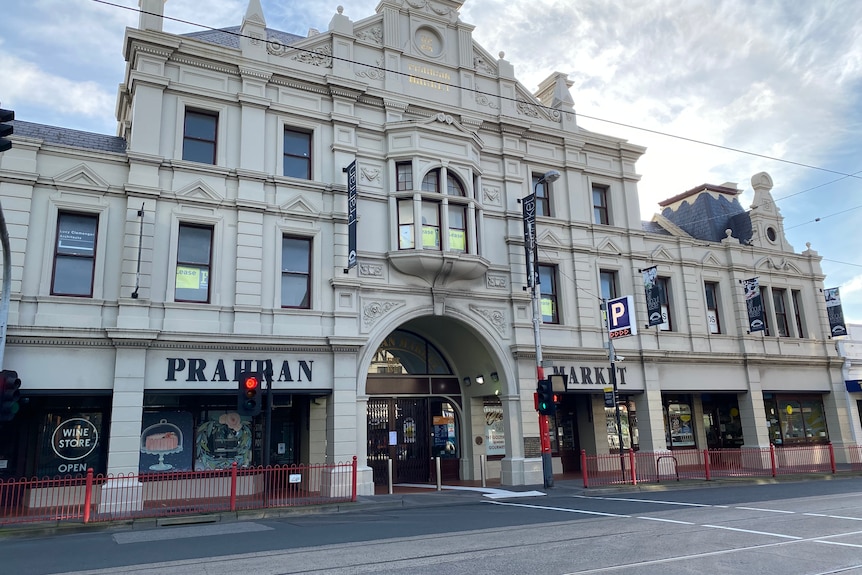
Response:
[[657, 277, 673, 331], [792, 290, 804, 338], [175, 223, 213, 304], [51, 211, 99, 297], [182, 109, 218, 165], [281, 235, 312, 309], [532, 173, 551, 217], [600, 269, 618, 300], [283, 127, 312, 180], [396, 162, 413, 191], [773, 288, 790, 337], [759, 286, 772, 336], [705, 281, 721, 334], [592, 184, 609, 225], [538, 264, 559, 324]]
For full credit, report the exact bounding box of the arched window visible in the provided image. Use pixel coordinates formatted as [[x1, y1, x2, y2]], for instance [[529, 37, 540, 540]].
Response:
[[368, 329, 452, 375], [397, 167, 470, 253]]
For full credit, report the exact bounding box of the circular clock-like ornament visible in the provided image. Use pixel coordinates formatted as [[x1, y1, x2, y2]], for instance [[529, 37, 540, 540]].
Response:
[[414, 26, 443, 57]]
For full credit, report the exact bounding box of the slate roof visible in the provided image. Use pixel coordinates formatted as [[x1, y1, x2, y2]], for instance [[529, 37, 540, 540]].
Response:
[[659, 192, 753, 243], [182, 26, 303, 50], [642, 220, 671, 235], [10, 121, 126, 154]]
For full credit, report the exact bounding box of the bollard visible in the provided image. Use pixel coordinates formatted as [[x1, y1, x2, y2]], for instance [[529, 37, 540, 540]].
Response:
[[435, 457, 442, 491], [387, 458, 393, 495], [480, 454, 487, 487]]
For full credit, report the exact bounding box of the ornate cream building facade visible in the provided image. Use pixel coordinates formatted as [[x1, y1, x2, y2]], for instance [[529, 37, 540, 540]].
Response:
[[0, 0, 854, 495]]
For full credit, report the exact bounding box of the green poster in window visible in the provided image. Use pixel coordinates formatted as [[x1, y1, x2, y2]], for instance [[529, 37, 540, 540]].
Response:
[[449, 229, 465, 251], [541, 297, 555, 318], [176, 266, 201, 289], [422, 226, 439, 248]]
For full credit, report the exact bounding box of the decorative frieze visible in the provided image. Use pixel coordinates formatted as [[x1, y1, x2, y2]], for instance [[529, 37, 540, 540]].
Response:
[[470, 305, 508, 338], [363, 300, 404, 329]]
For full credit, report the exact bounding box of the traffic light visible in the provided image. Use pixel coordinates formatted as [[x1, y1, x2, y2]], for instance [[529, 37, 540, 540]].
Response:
[[0, 107, 13, 153], [537, 378, 555, 416], [237, 371, 262, 416], [0, 370, 21, 422]]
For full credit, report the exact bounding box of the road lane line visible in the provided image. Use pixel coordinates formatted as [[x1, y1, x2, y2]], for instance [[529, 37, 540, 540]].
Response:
[[737, 506, 795, 513], [702, 524, 802, 539], [487, 501, 629, 517], [572, 495, 712, 507], [637, 516, 695, 525], [815, 540, 862, 548], [805, 513, 862, 521]]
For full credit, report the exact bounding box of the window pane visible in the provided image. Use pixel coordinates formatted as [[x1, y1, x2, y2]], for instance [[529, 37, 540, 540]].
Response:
[[281, 274, 310, 308], [398, 198, 415, 249], [57, 213, 97, 255], [53, 256, 94, 296], [282, 237, 310, 273], [182, 141, 215, 164], [397, 163, 413, 191], [422, 170, 439, 193], [284, 130, 310, 157], [283, 156, 310, 179], [600, 271, 617, 300], [446, 174, 465, 196], [185, 112, 216, 139], [175, 265, 209, 302], [178, 226, 212, 264], [448, 205, 466, 252]]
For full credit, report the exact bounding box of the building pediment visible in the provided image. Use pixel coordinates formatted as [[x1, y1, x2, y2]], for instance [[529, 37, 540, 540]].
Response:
[[279, 195, 320, 216], [175, 180, 224, 203], [52, 164, 111, 192], [650, 246, 675, 262]]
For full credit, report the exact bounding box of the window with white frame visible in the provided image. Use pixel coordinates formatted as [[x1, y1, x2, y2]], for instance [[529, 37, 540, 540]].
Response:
[[538, 264, 559, 324], [773, 288, 790, 337], [397, 167, 472, 253], [532, 173, 552, 217], [792, 290, 805, 338], [175, 223, 212, 303], [52, 212, 98, 297], [600, 269, 618, 300], [281, 236, 311, 309]]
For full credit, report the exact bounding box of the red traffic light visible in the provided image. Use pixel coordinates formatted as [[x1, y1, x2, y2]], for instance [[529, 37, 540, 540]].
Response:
[[243, 375, 260, 391], [237, 371, 263, 416]]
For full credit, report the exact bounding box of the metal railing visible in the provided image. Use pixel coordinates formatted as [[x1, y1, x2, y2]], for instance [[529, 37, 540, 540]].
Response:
[[0, 457, 357, 526], [580, 444, 861, 488]]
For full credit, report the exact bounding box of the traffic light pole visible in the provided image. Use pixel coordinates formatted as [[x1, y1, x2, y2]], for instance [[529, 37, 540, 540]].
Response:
[[531, 266, 554, 489], [0, 201, 10, 370]]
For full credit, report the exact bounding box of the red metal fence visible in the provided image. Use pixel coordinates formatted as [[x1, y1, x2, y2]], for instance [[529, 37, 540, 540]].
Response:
[[581, 444, 862, 488], [0, 458, 357, 526]]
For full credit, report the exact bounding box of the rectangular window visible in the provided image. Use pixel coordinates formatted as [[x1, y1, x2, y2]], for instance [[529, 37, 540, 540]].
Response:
[[396, 162, 413, 191], [398, 199, 414, 249], [600, 269, 618, 300], [283, 128, 311, 179], [447, 204, 466, 253], [792, 290, 805, 338], [705, 282, 721, 334], [773, 288, 789, 337], [182, 109, 217, 164], [52, 212, 98, 297], [759, 286, 771, 336], [592, 184, 609, 225], [175, 223, 212, 303], [421, 201, 440, 250], [538, 264, 559, 324], [532, 173, 551, 217], [657, 277, 672, 331], [282, 236, 311, 309]]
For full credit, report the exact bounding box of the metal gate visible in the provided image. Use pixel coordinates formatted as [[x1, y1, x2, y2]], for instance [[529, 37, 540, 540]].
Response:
[[367, 398, 430, 485]]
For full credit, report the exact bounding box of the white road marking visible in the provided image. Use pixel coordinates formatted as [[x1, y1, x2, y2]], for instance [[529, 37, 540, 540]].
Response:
[[572, 494, 712, 507], [736, 506, 795, 513], [815, 540, 862, 548], [702, 524, 802, 539], [487, 501, 628, 517], [395, 484, 546, 498], [637, 516, 695, 525], [805, 513, 862, 521]]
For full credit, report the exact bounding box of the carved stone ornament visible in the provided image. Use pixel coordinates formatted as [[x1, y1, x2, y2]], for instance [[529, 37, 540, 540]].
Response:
[[363, 300, 404, 328], [359, 263, 383, 277], [267, 39, 333, 68], [486, 274, 507, 289], [356, 60, 385, 80], [470, 305, 508, 338], [483, 185, 500, 204], [473, 55, 496, 75], [360, 167, 381, 182], [435, 112, 455, 124], [356, 26, 383, 45]]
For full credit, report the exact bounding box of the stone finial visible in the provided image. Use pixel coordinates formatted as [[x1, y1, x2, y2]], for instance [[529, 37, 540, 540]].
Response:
[[751, 171, 773, 192]]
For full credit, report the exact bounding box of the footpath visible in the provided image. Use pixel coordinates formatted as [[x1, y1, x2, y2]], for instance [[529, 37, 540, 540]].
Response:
[[1, 472, 858, 541]]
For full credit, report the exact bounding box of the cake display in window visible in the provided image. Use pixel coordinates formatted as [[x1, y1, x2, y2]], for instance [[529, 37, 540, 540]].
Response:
[[139, 411, 194, 473]]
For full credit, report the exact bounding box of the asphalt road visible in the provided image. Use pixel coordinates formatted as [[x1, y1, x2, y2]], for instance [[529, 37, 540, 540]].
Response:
[[4, 477, 862, 575]]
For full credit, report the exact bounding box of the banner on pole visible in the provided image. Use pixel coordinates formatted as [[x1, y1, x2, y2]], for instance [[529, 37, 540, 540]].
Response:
[[346, 161, 357, 270], [825, 287, 847, 337], [642, 266, 662, 327], [522, 193, 538, 287], [743, 277, 764, 333]]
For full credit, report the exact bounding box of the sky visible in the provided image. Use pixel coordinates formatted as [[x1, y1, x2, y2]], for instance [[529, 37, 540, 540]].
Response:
[[2, 0, 861, 326]]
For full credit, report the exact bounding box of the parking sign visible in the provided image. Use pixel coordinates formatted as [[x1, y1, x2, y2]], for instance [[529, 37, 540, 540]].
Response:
[[607, 295, 638, 339]]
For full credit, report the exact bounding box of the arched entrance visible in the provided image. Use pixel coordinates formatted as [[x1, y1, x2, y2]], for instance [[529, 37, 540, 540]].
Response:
[[366, 329, 462, 485]]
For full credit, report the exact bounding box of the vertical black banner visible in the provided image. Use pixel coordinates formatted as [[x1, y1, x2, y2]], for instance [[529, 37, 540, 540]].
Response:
[[522, 193, 538, 287], [642, 266, 662, 326], [743, 277, 765, 333], [346, 160, 357, 270], [825, 287, 847, 337]]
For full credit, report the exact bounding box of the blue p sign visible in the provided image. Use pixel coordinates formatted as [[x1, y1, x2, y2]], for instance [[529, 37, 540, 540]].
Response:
[[607, 295, 637, 339]]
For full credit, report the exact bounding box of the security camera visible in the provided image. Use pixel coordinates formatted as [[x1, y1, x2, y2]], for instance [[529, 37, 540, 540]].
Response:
[[614, 355, 625, 362]]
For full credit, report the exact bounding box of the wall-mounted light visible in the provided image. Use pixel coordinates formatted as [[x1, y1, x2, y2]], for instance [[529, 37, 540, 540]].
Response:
[[463, 377, 471, 387], [476, 375, 485, 385], [490, 372, 499, 382]]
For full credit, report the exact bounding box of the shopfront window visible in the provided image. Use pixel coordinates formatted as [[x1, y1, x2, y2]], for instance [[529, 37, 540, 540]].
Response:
[[483, 398, 505, 457], [606, 398, 638, 452], [665, 400, 695, 448], [764, 394, 828, 445]]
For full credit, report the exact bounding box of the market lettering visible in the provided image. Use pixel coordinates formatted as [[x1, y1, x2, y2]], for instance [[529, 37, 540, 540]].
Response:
[[166, 358, 314, 382], [552, 365, 627, 387]]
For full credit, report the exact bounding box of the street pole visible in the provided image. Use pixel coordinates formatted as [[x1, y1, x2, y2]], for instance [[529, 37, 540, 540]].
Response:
[[523, 170, 560, 489], [607, 333, 626, 481]]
